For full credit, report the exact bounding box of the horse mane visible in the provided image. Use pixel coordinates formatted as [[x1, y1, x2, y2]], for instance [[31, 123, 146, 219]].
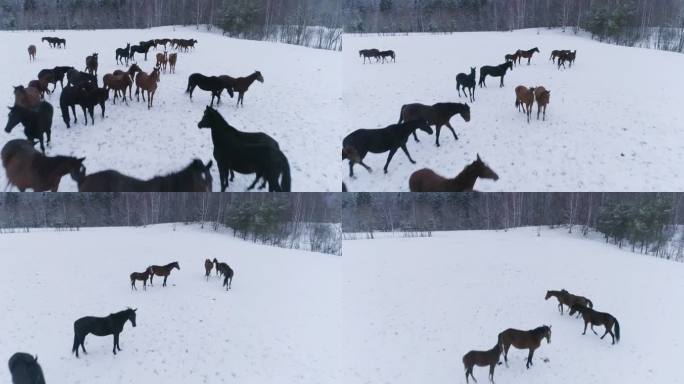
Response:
[[110, 308, 133, 318], [530, 326, 549, 336], [433, 102, 467, 113]]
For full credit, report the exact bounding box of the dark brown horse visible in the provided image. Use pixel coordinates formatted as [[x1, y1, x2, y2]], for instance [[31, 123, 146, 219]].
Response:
[[149, 262, 180, 287], [498, 325, 551, 369], [463, 344, 502, 384], [534, 86, 551, 121], [504, 51, 520, 65], [2, 139, 85, 192], [398, 102, 471, 146], [13, 86, 41, 109], [569, 305, 620, 344], [204, 259, 213, 280], [545, 289, 593, 316], [516, 47, 540, 65], [409, 155, 499, 192], [130, 267, 152, 291], [85, 53, 99, 76], [110, 63, 142, 101], [28, 45, 37, 62], [168, 53, 177, 74], [156, 51, 168, 73], [515, 86, 535, 123], [28, 79, 50, 99], [222, 71, 264, 107]]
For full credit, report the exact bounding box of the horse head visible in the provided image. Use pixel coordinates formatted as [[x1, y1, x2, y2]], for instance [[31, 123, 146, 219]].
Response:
[[255, 71, 264, 83], [473, 154, 499, 181], [68, 157, 87, 184], [5, 106, 22, 133], [197, 106, 218, 130]]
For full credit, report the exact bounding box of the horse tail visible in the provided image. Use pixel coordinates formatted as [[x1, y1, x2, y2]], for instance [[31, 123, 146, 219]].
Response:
[[60, 97, 70, 127], [279, 153, 291, 192], [71, 332, 79, 355], [613, 317, 620, 343], [397, 105, 405, 124], [185, 77, 193, 94]]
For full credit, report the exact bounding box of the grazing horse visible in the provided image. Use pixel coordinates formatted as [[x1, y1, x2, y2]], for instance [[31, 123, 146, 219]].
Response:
[[8, 353, 45, 384], [85, 53, 99, 76], [13, 86, 41, 109], [359, 49, 380, 64], [517, 47, 540, 65], [186, 73, 234, 107], [116, 43, 131, 66], [569, 305, 620, 344], [28, 45, 36, 62], [222, 264, 234, 290], [342, 120, 433, 176], [75, 159, 213, 192], [398, 102, 470, 146], [72, 308, 137, 358], [505, 51, 520, 65], [222, 71, 264, 107], [515, 86, 535, 123], [135, 65, 161, 109], [456, 67, 477, 102], [479, 61, 513, 88], [4, 102, 53, 154], [409, 155, 499, 192], [379, 50, 396, 63], [67, 69, 98, 88], [534, 87, 550, 121], [463, 344, 502, 384], [545, 289, 593, 316], [498, 326, 551, 369], [2, 139, 85, 192], [204, 259, 213, 280], [198, 106, 291, 192], [156, 51, 168, 73], [130, 267, 152, 291], [41, 37, 56, 48], [168, 53, 177, 74], [149, 262, 180, 287]]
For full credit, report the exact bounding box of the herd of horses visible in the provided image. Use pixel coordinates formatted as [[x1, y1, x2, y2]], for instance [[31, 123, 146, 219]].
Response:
[[3, 33, 279, 192], [463, 289, 620, 383], [358, 48, 396, 64], [346, 44, 578, 191]]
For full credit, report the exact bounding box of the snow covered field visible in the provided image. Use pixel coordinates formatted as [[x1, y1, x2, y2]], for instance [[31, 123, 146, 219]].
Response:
[[343, 227, 684, 383], [343, 29, 684, 192], [0, 26, 342, 191], [0, 224, 341, 384]]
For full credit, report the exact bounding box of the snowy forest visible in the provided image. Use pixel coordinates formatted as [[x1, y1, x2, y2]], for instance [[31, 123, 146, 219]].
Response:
[[343, 0, 684, 53], [0, 0, 343, 50], [0, 193, 341, 255], [342, 193, 684, 261]]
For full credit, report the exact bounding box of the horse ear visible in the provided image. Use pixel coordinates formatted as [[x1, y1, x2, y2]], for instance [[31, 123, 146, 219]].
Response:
[[206, 160, 214, 169], [133, 308, 137, 312], [477, 153, 481, 161], [78, 157, 86, 163]]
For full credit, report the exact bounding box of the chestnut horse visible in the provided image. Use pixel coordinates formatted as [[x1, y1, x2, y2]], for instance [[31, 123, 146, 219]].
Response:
[[13, 86, 41, 109], [2, 139, 85, 192], [409, 155, 499, 192], [221, 71, 264, 107], [130, 267, 152, 291], [204, 259, 213, 280], [28, 45, 36, 62], [463, 343, 502, 384], [516, 47, 540, 65], [156, 51, 168, 73], [498, 325, 551, 369], [545, 289, 593, 316], [135, 65, 161, 109], [111, 63, 142, 101], [149, 262, 180, 287], [534, 86, 550, 121], [168, 53, 177, 74], [515, 86, 535, 123]]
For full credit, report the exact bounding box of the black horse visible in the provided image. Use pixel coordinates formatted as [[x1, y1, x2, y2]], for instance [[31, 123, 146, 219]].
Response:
[[67, 69, 98, 88], [75, 159, 214, 192], [37, 66, 74, 93], [398, 102, 471, 146], [343, 120, 433, 176], [5, 102, 53, 154], [130, 41, 154, 61], [379, 50, 396, 63], [456, 67, 477, 102], [359, 49, 380, 64], [222, 265, 234, 290], [186, 74, 235, 107], [116, 43, 132, 66], [60, 84, 108, 128], [72, 308, 137, 358], [198, 107, 290, 192], [479, 61, 513, 88], [8, 353, 46, 384]]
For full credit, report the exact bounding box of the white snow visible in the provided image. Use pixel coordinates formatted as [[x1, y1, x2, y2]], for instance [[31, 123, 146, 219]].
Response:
[[343, 29, 684, 192], [343, 227, 684, 383], [0, 224, 341, 384], [0, 26, 342, 191]]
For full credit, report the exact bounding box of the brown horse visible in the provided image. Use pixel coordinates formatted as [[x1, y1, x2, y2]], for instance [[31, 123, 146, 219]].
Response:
[[409, 155, 499, 192], [111, 63, 142, 101], [130, 267, 152, 291], [557, 50, 577, 69], [569, 305, 620, 344], [104, 73, 134, 105], [534, 87, 550, 121], [463, 344, 502, 384], [549, 50, 568, 63], [204, 259, 213, 280], [504, 51, 520, 65], [156, 51, 168, 73], [28, 45, 37, 62], [224, 71, 264, 107], [28, 79, 50, 99], [2, 139, 85, 192], [85, 53, 99, 76], [13, 86, 41, 109], [498, 325, 551, 369], [545, 289, 593, 316], [168, 53, 177, 74], [515, 86, 535, 123], [149, 262, 180, 287], [516, 47, 540, 65], [398, 102, 471, 146], [135, 65, 161, 109]]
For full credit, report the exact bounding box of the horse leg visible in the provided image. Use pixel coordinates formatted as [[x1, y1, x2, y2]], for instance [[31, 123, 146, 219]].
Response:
[[500, 76, 504, 88], [359, 160, 373, 174], [591, 324, 599, 335], [446, 122, 459, 141], [149, 274, 154, 286], [526, 349, 535, 369], [489, 363, 496, 383], [247, 175, 260, 191], [229, 169, 235, 182], [112, 333, 119, 354], [71, 105, 78, 123], [582, 320, 588, 335], [543, 106, 546, 121], [400, 144, 416, 164], [131, 280, 136, 291], [349, 161, 356, 178], [383, 148, 398, 174], [143, 279, 146, 291], [412, 130, 420, 142], [163, 275, 168, 287], [503, 344, 510, 367], [435, 125, 442, 147]]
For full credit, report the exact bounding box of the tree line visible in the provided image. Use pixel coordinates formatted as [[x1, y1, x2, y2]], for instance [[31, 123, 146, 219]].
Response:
[[342, 192, 684, 261], [0, 0, 342, 50], [343, 0, 684, 53], [0, 193, 341, 255]]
